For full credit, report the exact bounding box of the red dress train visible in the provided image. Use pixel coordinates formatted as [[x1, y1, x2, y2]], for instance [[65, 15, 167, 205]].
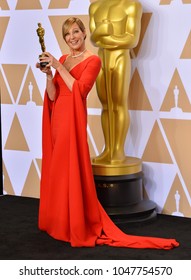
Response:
[[38, 54, 179, 249]]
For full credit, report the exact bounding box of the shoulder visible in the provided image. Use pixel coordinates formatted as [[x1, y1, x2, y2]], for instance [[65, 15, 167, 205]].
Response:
[[86, 54, 101, 67], [85, 50, 101, 62], [89, 0, 101, 12], [127, 1, 142, 15]]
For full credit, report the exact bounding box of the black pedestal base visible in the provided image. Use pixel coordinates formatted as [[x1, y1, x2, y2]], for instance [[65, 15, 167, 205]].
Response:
[[103, 201, 157, 224], [94, 172, 157, 224]]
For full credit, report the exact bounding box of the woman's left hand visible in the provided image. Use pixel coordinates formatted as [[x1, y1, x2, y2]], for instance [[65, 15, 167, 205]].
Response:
[[42, 52, 61, 70]]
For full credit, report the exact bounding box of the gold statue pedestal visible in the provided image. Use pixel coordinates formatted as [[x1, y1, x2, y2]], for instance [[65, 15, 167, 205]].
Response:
[[92, 156, 142, 176], [92, 156, 157, 224]]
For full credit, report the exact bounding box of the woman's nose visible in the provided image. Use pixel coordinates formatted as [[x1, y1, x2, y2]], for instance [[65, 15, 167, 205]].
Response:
[[70, 32, 75, 39]]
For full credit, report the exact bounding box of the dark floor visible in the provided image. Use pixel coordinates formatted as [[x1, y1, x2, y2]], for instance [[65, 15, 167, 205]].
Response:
[[0, 194, 191, 260]]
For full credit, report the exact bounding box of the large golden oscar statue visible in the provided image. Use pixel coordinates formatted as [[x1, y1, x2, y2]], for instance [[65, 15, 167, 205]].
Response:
[[89, 0, 156, 222], [89, 0, 142, 175]]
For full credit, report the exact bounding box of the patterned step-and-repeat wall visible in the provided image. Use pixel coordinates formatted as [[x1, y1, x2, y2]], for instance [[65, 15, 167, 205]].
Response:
[[1, 0, 191, 218]]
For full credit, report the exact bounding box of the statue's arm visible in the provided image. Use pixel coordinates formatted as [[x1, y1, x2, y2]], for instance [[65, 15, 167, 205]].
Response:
[[104, 3, 142, 49], [123, 2, 143, 48], [89, 2, 112, 46], [89, 2, 100, 34], [91, 2, 142, 49]]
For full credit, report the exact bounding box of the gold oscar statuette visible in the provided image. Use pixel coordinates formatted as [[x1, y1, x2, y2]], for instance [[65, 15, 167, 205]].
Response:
[[89, 0, 143, 176], [36, 22, 48, 67]]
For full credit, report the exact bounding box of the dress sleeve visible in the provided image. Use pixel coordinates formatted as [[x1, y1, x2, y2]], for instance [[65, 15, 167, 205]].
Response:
[[72, 56, 101, 99]]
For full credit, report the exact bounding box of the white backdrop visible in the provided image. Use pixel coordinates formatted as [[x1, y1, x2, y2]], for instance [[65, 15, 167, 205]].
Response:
[[1, 0, 191, 218]]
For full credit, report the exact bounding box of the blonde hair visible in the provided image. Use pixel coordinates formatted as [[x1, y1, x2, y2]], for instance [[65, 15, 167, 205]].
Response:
[[62, 17, 86, 41]]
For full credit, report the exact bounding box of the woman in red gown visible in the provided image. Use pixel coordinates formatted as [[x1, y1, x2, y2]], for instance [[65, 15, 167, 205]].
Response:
[[36, 17, 179, 249]]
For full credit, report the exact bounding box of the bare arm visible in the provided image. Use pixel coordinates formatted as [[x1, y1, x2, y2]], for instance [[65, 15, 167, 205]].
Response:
[[56, 64, 75, 91], [36, 52, 75, 101]]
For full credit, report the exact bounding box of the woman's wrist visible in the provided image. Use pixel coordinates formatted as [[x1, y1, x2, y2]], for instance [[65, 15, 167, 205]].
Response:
[[56, 62, 65, 72], [46, 73, 53, 80]]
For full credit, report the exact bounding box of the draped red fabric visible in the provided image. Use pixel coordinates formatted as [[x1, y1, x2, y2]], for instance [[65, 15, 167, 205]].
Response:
[[38, 54, 179, 249]]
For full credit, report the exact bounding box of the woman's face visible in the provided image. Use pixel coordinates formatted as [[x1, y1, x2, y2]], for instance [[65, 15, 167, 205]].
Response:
[[64, 23, 86, 51]]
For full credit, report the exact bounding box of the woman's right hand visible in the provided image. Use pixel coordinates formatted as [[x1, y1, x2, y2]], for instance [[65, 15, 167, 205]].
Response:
[[36, 62, 52, 76]]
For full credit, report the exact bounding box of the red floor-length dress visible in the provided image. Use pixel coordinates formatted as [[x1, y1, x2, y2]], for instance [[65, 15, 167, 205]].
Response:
[[38, 54, 179, 249]]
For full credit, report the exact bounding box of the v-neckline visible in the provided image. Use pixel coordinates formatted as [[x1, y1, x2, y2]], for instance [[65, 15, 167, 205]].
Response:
[[63, 55, 95, 73]]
